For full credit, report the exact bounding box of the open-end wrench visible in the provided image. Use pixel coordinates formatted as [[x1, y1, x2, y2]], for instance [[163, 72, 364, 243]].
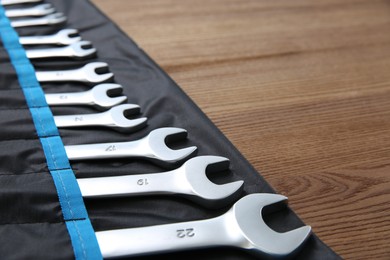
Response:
[[77, 156, 244, 208], [10, 13, 66, 28], [35, 62, 114, 85], [65, 127, 197, 167], [5, 4, 55, 18], [45, 84, 127, 110], [54, 104, 147, 133], [1, 0, 41, 5], [96, 193, 312, 258], [25, 41, 96, 60], [19, 29, 81, 46]]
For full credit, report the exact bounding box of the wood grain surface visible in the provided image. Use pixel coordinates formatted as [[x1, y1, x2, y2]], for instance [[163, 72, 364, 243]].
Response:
[[91, 0, 390, 259]]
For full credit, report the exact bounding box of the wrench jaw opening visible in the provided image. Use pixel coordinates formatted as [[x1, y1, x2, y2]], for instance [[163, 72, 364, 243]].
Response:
[[57, 29, 82, 45], [45, 13, 67, 25], [109, 104, 148, 133], [91, 84, 127, 110], [181, 156, 244, 208], [83, 62, 114, 85], [69, 41, 97, 59], [231, 194, 312, 258], [145, 128, 197, 167]]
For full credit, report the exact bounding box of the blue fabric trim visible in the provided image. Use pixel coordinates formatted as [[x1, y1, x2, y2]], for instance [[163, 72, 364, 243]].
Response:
[[0, 5, 102, 260]]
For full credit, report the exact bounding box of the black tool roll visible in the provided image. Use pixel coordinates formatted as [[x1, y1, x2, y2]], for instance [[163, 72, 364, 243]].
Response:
[[0, 0, 341, 259]]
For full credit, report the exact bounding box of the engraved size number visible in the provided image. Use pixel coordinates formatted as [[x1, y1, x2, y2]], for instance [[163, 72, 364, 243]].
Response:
[[59, 95, 68, 100], [177, 228, 195, 238], [105, 145, 116, 152], [74, 116, 83, 122], [137, 178, 149, 186]]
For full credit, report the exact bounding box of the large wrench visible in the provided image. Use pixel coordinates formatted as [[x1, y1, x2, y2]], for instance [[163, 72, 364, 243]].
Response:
[[25, 41, 96, 60], [19, 29, 82, 46], [1, 0, 41, 5], [96, 193, 312, 258], [65, 127, 197, 167], [5, 4, 55, 18], [45, 84, 127, 110], [10, 13, 66, 28], [54, 104, 147, 133], [77, 156, 244, 208], [35, 62, 114, 85]]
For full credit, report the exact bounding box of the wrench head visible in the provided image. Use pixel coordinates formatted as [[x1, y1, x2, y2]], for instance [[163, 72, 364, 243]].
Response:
[[34, 3, 55, 16], [56, 29, 82, 45], [107, 104, 147, 133], [230, 194, 311, 258], [90, 84, 127, 110], [68, 41, 97, 59], [45, 13, 67, 25], [145, 127, 197, 167], [179, 156, 244, 208], [82, 62, 114, 85]]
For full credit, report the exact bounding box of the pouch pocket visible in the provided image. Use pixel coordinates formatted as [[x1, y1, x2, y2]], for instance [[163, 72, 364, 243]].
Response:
[[0, 108, 37, 140]]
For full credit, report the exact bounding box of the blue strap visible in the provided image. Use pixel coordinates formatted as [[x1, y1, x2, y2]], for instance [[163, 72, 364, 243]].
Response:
[[0, 5, 102, 260]]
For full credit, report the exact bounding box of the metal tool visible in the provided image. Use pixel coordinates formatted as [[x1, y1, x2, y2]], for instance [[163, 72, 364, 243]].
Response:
[[65, 127, 197, 167], [5, 4, 55, 18], [96, 193, 312, 258], [25, 41, 96, 60], [54, 104, 147, 133], [35, 62, 114, 85], [10, 13, 66, 28], [45, 84, 127, 110], [78, 156, 244, 207], [1, 0, 41, 5], [19, 29, 82, 46]]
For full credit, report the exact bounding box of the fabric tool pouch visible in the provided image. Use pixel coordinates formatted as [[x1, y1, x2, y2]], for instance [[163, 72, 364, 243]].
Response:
[[0, 0, 341, 259]]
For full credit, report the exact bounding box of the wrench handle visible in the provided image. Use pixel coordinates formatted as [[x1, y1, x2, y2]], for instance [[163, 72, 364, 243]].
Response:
[[25, 46, 68, 59], [77, 172, 182, 198], [11, 17, 46, 28], [96, 216, 231, 258], [19, 35, 56, 45], [45, 91, 91, 106], [53, 113, 107, 128], [36, 69, 83, 83]]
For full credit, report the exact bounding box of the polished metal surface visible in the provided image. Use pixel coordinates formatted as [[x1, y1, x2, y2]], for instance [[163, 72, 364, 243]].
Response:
[[1, 0, 41, 5], [77, 156, 243, 207], [5, 3, 54, 18], [65, 127, 197, 166], [35, 62, 114, 85], [96, 193, 312, 258], [19, 29, 82, 46], [25, 41, 96, 60], [54, 104, 147, 133], [10, 13, 66, 28], [45, 84, 127, 110]]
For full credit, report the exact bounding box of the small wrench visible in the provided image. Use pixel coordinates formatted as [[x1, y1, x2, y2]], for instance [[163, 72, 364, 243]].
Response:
[[19, 29, 82, 46], [25, 41, 96, 60], [77, 156, 244, 208], [1, 0, 41, 5], [5, 4, 55, 18], [10, 13, 66, 28], [54, 104, 147, 133], [65, 127, 197, 167], [45, 84, 127, 110], [96, 193, 312, 258], [35, 62, 114, 85]]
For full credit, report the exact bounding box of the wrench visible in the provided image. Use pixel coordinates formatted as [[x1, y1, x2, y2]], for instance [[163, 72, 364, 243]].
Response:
[[10, 13, 66, 28], [35, 62, 114, 85], [54, 104, 147, 133], [65, 127, 197, 167], [45, 84, 127, 110], [96, 193, 312, 258], [77, 156, 244, 208], [1, 0, 41, 5], [5, 4, 55, 18], [25, 41, 96, 60], [19, 29, 82, 46]]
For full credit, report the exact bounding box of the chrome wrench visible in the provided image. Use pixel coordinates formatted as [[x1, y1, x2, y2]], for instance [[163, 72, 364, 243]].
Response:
[[1, 0, 41, 5], [35, 62, 114, 85], [78, 156, 244, 208], [96, 193, 312, 258], [54, 104, 147, 133], [10, 13, 66, 28], [65, 127, 197, 167], [19, 29, 82, 46], [25, 41, 96, 60], [5, 4, 55, 18], [45, 84, 127, 110]]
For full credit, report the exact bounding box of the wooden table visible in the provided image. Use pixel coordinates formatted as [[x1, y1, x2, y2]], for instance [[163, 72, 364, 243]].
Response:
[[91, 1, 390, 259]]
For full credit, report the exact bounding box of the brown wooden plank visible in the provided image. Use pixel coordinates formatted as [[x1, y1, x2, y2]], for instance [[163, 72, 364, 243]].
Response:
[[91, 0, 390, 259]]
